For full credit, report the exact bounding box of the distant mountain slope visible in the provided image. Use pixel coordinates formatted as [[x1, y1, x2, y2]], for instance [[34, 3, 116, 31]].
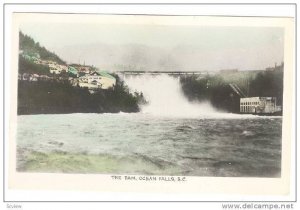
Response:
[[19, 31, 66, 65]]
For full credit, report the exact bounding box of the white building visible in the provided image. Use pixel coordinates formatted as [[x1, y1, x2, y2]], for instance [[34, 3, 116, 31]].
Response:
[[79, 71, 116, 90], [49, 63, 68, 74], [50, 68, 61, 74], [96, 71, 116, 89], [78, 66, 92, 74], [87, 71, 102, 84], [49, 63, 61, 74], [78, 82, 99, 89], [240, 97, 281, 114], [30, 74, 39, 81]]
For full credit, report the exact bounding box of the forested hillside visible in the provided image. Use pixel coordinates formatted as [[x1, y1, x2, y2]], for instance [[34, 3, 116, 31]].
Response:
[[19, 31, 66, 65]]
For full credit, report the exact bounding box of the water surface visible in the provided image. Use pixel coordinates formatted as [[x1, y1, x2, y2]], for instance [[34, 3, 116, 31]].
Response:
[[17, 113, 282, 177]]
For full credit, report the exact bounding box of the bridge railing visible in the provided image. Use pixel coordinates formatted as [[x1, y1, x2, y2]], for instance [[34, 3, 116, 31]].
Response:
[[114, 71, 209, 75]]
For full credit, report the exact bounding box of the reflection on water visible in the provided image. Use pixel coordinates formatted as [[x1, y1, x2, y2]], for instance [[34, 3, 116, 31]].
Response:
[[17, 113, 282, 177]]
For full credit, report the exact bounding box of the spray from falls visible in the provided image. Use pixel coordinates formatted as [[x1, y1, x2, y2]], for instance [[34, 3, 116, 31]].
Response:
[[124, 74, 220, 118]]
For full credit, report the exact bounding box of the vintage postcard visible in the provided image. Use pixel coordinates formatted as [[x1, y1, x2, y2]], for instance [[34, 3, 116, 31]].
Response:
[[8, 12, 294, 198]]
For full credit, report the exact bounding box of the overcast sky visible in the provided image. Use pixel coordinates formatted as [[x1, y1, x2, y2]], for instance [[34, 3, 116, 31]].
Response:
[[19, 21, 284, 71]]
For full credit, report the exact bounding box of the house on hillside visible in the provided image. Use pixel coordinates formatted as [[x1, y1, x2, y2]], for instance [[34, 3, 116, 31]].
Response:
[[49, 63, 68, 74], [68, 66, 78, 76], [40, 60, 48, 65], [22, 73, 31, 81], [60, 65, 68, 72], [33, 58, 42, 65], [20, 73, 39, 81], [78, 66, 93, 74], [30, 74, 39, 81], [78, 71, 116, 90], [97, 71, 116, 89], [87, 71, 116, 89], [39, 75, 51, 81], [49, 63, 62, 74], [87, 71, 102, 84], [78, 81, 99, 89]]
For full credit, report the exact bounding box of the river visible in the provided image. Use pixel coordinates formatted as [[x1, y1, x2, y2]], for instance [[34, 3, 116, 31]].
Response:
[[16, 75, 282, 177]]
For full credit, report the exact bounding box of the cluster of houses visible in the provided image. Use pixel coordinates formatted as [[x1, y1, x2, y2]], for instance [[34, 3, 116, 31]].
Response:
[[19, 51, 117, 92], [18, 73, 52, 82]]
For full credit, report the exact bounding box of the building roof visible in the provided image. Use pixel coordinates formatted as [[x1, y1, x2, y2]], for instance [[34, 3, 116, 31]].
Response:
[[68, 66, 78, 75], [89, 71, 100, 76], [97, 71, 115, 80], [240, 97, 276, 101]]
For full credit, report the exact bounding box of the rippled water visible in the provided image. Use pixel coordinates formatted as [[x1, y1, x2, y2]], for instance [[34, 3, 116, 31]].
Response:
[[17, 113, 282, 177]]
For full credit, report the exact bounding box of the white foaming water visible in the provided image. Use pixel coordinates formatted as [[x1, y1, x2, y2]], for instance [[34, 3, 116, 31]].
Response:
[[124, 74, 219, 118]]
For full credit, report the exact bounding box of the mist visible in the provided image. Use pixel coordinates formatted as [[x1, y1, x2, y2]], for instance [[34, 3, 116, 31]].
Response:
[[124, 74, 219, 118], [56, 41, 283, 72]]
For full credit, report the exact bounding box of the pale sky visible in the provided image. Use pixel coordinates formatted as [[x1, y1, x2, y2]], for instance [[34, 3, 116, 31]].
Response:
[[19, 21, 284, 71]]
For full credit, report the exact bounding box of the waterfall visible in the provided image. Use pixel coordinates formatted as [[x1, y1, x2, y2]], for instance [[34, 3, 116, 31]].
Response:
[[124, 74, 219, 118]]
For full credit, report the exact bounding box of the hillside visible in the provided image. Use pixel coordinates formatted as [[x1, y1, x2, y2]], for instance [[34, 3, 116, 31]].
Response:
[[17, 32, 145, 115], [19, 31, 66, 65], [18, 77, 143, 115]]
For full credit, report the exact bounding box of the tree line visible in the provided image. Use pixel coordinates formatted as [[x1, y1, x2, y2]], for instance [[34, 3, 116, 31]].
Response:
[[18, 75, 145, 115]]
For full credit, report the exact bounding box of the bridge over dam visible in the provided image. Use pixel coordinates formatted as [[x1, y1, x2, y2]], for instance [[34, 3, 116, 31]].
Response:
[[114, 71, 212, 79], [115, 70, 247, 98]]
